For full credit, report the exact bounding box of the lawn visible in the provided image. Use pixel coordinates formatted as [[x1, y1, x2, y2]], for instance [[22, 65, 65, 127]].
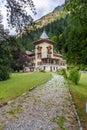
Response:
[[0, 72, 52, 103], [69, 72, 87, 129]]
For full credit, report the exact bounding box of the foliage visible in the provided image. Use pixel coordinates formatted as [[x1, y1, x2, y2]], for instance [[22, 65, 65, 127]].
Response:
[[17, 15, 68, 52], [0, 66, 10, 81], [57, 68, 67, 79], [0, 72, 51, 103], [0, 39, 11, 80], [0, 12, 11, 80], [17, 51, 31, 71], [0, 0, 36, 33], [7, 36, 30, 72], [0, 0, 36, 78], [78, 64, 87, 71], [69, 68, 80, 85], [52, 116, 66, 130], [18, 0, 87, 66], [64, 0, 87, 65], [0, 12, 9, 41], [39, 69, 45, 73]]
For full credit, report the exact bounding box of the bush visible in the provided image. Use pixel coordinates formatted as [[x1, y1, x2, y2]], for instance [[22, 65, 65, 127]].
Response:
[[0, 66, 10, 81], [78, 64, 86, 71], [69, 68, 80, 85], [39, 68, 45, 73], [57, 68, 67, 79]]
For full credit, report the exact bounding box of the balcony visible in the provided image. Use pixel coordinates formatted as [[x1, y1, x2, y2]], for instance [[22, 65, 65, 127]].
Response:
[[42, 63, 59, 65], [47, 54, 51, 58], [37, 50, 41, 54]]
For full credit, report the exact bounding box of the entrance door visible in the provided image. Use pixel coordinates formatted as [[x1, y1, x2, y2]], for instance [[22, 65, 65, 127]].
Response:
[[50, 66, 52, 72], [44, 66, 45, 70]]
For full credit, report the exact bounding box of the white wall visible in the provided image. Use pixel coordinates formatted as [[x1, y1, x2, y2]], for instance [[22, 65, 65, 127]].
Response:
[[35, 42, 53, 58]]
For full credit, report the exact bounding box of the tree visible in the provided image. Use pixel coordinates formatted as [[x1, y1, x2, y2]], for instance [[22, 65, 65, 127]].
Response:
[[0, 12, 11, 81], [0, 0, 36, 39], [0, 40, 11, 81], [0, 0, 36, 80], [64, 0, 87, 66], [17, 52, 31, 71], [0, 12, 9, 40], [0, 11, 10, 79]]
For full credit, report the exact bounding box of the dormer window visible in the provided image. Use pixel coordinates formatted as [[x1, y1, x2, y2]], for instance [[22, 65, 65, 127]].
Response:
[[47, 46, 52, 54], [37, 46, 42, 53]]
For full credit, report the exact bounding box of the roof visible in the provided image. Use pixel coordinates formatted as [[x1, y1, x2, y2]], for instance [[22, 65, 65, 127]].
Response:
[[33, 30, 56, 45], [40, 30, 49, 39], [25, 51, 35, 56], [33, 39, 55, 45], [53, 52, 63, 58], [33, 30, 55, 45]]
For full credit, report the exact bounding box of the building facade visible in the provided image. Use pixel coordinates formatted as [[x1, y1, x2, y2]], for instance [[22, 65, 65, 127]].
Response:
[[24, 31, 66, 72]]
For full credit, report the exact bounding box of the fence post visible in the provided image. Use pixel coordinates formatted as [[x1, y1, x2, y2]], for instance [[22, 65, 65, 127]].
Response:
[[86, 102, 87, 113]]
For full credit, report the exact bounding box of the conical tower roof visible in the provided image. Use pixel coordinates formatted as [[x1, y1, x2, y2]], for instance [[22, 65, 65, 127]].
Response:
[[33, 30, 55, 45], [40, 30, 49, 39]]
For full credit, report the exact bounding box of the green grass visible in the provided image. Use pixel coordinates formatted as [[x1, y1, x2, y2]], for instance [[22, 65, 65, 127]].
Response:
[[52, 116, 66, 130], [69, 73, 87, 129], [7, 104, 22, 115], [0, 72, 51, 103]]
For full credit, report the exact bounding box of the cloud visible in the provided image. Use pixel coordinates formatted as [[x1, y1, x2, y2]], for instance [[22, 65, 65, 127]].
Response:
[[33, 0, 65, 20]]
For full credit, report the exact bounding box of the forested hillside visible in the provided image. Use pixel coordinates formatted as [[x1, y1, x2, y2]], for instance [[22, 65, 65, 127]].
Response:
[[17, 5, 68, 52], [17, 0, 87, 68], [64, 0, 87, 67]]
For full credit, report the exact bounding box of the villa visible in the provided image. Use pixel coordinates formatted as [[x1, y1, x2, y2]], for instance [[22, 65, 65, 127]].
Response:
[[24, 30, 66, 72]]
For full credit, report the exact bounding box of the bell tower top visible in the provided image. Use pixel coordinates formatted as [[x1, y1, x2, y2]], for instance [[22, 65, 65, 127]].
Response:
[[40, 30, 49, 39]]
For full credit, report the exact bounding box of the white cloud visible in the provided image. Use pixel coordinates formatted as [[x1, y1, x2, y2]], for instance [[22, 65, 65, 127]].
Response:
[[33, 0, 65, 20]]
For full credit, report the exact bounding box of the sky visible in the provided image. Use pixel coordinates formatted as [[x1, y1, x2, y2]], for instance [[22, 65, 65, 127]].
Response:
[[33, 0, 65, 20], [0, 0, 65, 34]]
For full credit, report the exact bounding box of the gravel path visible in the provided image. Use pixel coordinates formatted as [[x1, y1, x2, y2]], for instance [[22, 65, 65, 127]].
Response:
[[0, 74, 79, 130]]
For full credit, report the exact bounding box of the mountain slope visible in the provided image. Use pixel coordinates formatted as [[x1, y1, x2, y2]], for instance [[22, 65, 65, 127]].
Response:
[[17, 5, 67, 37], [17, 5, 68, 52], [53, 4, 64, 11]]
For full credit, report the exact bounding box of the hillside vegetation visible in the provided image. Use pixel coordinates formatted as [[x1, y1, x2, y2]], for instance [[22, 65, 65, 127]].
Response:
[[17, 6, 68, 52], [17, 0, 87, 68], [17, 5, 66, 37]]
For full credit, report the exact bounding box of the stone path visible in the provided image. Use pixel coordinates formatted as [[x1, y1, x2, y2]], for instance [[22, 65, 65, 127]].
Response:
[[0, 74, 79, 130]]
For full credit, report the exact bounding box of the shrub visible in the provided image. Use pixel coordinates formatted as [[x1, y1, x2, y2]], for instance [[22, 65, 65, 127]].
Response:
[[69, 68, 80, 85], [78, 64, 86, 70], [0, 66, 10, 81], [39, 68, 45, 73], [40, 70, 45, 72], [57, 68, 67, 79]]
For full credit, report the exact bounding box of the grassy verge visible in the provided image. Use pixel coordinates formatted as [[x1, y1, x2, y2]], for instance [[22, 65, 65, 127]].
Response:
[[0, 72, 51, 103], [69, 72, 87, 129]]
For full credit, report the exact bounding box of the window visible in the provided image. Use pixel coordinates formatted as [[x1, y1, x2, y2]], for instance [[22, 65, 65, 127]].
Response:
[[37, 54, 42, 59], [37, 62, 42, 65], [44, 66, 45, 70], [37, 46, 42, 53]]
